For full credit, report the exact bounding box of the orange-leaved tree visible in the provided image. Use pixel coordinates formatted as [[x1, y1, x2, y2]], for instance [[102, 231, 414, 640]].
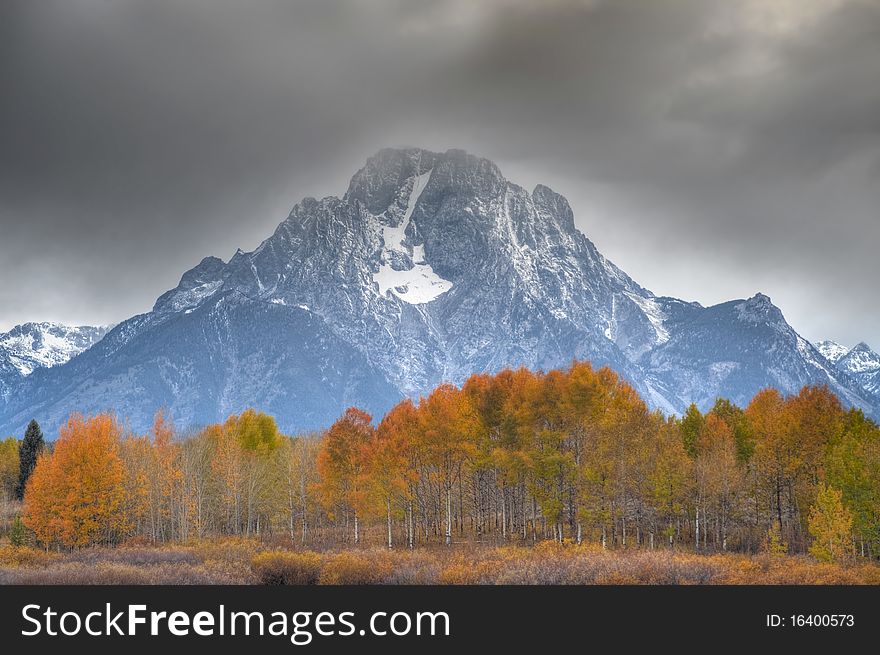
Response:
[[419, 384, 480, 546], [372, 399, 421, 549], [23, 413, 127, 549], [316, 407, 374, 544]]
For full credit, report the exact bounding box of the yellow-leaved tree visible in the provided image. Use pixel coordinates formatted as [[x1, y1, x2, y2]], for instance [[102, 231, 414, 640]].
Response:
[[808, 483, 853, 563], [0, 436, 20, 501]]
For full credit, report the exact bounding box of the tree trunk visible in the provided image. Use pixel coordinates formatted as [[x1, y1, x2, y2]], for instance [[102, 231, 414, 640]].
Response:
[[387, 497, 393, 549], [445, 485, 452, 546], [501, 485, 507, 541]]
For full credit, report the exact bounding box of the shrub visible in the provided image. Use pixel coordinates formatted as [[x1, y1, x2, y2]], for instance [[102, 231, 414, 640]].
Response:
[[9, 515, 29, 547], [439, 556, 504, 585], [382, 551, 441, 584], [0, 561, 231, 585], [319, 552, 387, 585], [194, 537, 260, 564], [0, 545, 57, 568], [67, 546, 199, 566], [252, 551, 323, 585]]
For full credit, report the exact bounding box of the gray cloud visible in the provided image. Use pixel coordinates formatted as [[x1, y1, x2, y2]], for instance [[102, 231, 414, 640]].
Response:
[[0, 0, 877, 347]]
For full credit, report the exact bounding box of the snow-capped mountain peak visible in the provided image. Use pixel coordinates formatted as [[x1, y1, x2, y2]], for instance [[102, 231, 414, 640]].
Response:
[[0, 322, 112, 376], [814, 339, 850, 363], [839, 342, 880, 375], [814, 339, 880, 401]]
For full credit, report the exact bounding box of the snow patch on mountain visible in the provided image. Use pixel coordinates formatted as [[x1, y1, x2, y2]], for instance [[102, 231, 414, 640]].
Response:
[[373, 169, 453, 304], [624, 292, 669, 344]]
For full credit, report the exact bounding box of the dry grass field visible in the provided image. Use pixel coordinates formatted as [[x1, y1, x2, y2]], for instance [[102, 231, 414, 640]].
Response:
[[2, 538, 879, 585]]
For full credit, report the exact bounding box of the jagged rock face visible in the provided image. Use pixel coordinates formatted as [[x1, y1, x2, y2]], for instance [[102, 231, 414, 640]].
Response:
[[0, 148, 876, 436]]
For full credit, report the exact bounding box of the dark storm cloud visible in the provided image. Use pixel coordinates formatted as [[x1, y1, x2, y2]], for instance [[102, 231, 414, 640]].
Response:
[[0, 0, 877, 347]]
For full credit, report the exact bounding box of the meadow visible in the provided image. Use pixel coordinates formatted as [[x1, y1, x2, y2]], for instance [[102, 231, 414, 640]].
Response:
[[2, 536, 879, 585]]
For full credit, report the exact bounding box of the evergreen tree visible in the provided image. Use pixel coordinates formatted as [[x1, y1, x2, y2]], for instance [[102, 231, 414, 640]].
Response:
[[15, 419, 44, 500]]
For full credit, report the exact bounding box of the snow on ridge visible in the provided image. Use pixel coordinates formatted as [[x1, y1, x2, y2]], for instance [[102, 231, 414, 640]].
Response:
[[372, 170, 454, 305], [168, 280, 224, 313], [814, 340, 849, 363], [644, 379, 678, 415], [0, 323, 109, 376], [624, 292, 670, 344], [840, 345, 880, 374]]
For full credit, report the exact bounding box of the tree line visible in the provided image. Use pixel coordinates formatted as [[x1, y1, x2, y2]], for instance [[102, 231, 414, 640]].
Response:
[[6, 361, 879, 561]]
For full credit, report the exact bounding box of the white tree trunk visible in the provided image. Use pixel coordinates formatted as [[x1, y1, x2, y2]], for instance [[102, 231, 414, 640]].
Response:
[[387, 497, 393, 549], [445, 486, 452, 546]]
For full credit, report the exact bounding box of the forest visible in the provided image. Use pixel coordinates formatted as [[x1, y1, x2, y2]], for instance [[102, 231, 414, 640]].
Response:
[[2, 361, 880, 584]]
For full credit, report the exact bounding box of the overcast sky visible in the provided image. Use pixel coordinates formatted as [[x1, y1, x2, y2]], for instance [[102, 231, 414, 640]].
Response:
[[1, 0, 878, 348]]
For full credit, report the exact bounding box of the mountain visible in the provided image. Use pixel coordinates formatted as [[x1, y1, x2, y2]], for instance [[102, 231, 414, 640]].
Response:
[[814, 340, 850, 364], [0, 147, 876, 436], [815, 340, 880, 400], [0, 322, 111, 403]]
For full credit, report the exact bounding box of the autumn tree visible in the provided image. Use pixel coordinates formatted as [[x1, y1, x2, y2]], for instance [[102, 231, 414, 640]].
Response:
[[147, 411, 180, 542], [23, 414, 126, 548], [679, 404, 704, 458], [372, 400, 421, 548], [765, 520, 787, 555], [710, 398, 753, 463], [229, 409, 282, 535], [825, 409, 880, 556], [524, 369, 581, 543], [695, 414, 742, 551], [646, 417, 691, 548], [747, 388, 792, 539], [788, 385, 846, 533], [279, 434, 321, 544], [465, 368, 536, 542], [316, 407, 374, 544], [16, 419, 44, 500], [120, 434, 152, 537], [177, 428, 215, 540], [420, 384, 480, 545], [808, 483, 853, 563], [0, 436, 19, 501]]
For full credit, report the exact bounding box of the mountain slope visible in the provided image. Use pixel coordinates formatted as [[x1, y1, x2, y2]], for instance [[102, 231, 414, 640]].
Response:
[[0, 148, 875, 436], [642, 295, 872, 411]]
